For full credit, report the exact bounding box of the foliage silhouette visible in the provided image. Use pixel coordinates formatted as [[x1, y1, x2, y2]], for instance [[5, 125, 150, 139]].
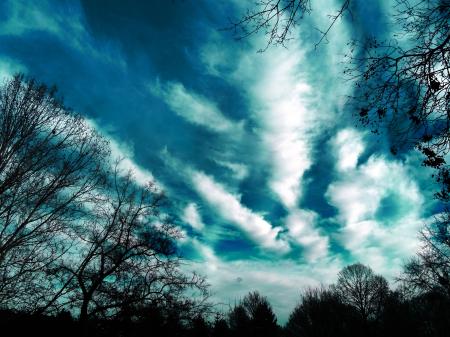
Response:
[[0, 260, 449, 336]]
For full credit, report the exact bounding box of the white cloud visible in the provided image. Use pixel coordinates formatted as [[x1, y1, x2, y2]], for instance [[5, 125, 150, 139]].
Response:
[[151, 81, 241, 133], [160, 150, 290, 252], [327, 129, 425, 277], [182, 203, 205, 231], [286, 209, 329, 261], [332, 128, 365, 171], [328, 156, 422, 225], [191, 171, 290, 253], [200, 26, 335, 259], [245, 48, 314, 209], [214, 159, 249, 180]]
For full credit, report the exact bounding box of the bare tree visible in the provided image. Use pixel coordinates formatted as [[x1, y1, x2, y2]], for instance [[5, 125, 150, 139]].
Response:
[[48, 163, 209, 332], [226, 0, 350, 51], [401, 214, 450, 297], [334, 263, 389, 322], [0, 74, 108, 310]]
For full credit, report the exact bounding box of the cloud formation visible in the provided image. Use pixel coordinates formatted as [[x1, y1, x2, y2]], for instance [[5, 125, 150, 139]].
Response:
[[191, 171, 290, 253], [182, 203, 205, 231], [327, 128, 425, 276], [151, 81, 240, 133]]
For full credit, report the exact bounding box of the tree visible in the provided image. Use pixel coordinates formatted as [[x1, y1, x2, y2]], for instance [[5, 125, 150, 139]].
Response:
[[334, 263, 389, 322], [188, 314, 210, 337], [229, 291, 278, 337], [401, 214, 450, 297], [229, 303, 250, 337], [50, 163, 209, 330], [212, 313, 230, 337], [0, 74, 108, 310], [285, 286, 358, 337]]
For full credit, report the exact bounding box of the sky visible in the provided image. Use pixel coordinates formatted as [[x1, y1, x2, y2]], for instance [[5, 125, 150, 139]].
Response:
[[0, 0, 442, 323]]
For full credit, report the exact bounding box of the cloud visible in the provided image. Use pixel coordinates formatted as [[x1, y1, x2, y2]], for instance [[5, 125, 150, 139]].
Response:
[[0, 0, 125, 67], [191, 171, 290, 253], [327, 128, 425, 277], [182, 203, 205, 231], [224, 35, 334, 259], [150, 81, 241, 133], [242, 47, 314, 209], [0, 58, 26, 80], [0, 0, 62, 37], [214, 159, 249, 180], [160, 150, 290, 252], [332, 128, 365, 171], [285, 209, 329, 260]]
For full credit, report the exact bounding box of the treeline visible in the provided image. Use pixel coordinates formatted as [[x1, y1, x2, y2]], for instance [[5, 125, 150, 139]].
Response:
[[1, 75, 450, 336], [1, 262, 450, 337]]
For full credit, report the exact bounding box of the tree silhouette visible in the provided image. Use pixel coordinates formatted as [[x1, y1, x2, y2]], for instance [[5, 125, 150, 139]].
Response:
[[334, 263, 389, 323], [0, 74, 108, 311], [212, 313, 230, 337], [401, 213, 450, 297], [188, 314, 210, 337], [229, 303, 250, 337], [285, 286, 358, 337], [46, 163, 209, 335], [229, 291, 279, 337]]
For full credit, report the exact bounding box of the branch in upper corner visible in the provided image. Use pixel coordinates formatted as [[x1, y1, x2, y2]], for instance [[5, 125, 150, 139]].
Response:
[[223, 0, 351, 51]]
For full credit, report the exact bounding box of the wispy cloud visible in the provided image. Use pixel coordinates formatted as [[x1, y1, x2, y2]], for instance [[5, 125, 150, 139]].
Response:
[[213, 159, 249, 180], [182, 203, 205, 231], [240, 45, 313, 209], [1, 0, 125, 66], [160, 150, 290, 253], [286, 209, 329, 260], [0, 57, 26, 80], [332, 129, 365, 172], [150, 81, 241, 133], [191, 171, 290, 253], [226, 33, 332, 259]]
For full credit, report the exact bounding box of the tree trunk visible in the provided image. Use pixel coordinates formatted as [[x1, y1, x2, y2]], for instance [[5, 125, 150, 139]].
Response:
[[79, 298, 90, 337]]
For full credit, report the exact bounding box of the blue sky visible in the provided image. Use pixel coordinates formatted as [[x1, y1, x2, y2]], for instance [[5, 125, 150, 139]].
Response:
[[0, 0, 441, 322]]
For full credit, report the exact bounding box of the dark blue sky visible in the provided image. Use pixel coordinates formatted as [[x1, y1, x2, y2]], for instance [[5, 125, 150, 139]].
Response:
[[0, 0, 440, 322]]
